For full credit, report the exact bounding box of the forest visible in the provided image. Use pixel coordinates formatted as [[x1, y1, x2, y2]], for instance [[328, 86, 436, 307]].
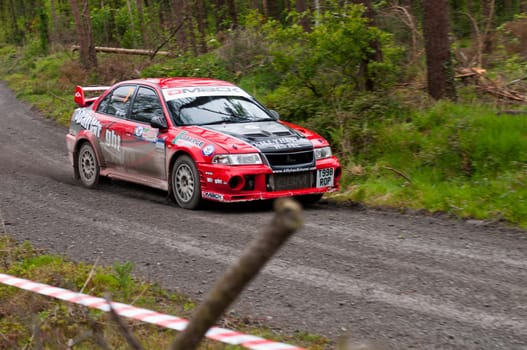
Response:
[[1, 0, 527, 226]]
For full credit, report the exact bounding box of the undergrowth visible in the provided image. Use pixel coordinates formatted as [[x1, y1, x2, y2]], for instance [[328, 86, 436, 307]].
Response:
[[0, 235, 329, 349], [1, 44, 526, 228], [337, 102, 527, 227]]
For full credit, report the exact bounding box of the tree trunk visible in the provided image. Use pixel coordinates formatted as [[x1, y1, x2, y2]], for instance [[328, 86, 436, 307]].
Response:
[[125, 0, 137, 47], [37, 3, 49, 54], [70, 0, 97, 69], [194, 0, 207, 54], [50, 0, 59, 44], [263, 0, 281, 20], [136, 0, 146, 46], [481, 0, 495, 54], [226, 0, 238, 29], [352, 0, 383, 91], [8, 0, 24, 44], [173, 0, 188, 52], [296, 0, 311, 31], [422, 0, 456, 100], [249, 0, 260, 11]]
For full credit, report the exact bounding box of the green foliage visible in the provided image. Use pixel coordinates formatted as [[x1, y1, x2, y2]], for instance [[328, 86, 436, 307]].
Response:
[[336, 102, 527, 227], [255, 2, 402, 123], [141, 53, 235, 81], [112, 261, 135, 299]]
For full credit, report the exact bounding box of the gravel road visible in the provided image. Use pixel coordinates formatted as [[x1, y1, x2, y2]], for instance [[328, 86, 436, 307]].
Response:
[[1, 82, 526, 349]]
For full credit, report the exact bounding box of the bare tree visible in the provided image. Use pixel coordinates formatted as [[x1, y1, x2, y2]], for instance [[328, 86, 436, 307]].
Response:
[[194, 0, 208, 54], [296, 0, 311, 31], [136, 0, 146, 46], [70, 0, 97, 69], [352, 0, 383, 91], [263, 0, 281, 20], [422, 0, 456, 100], [226, 0, 238, 28], [173, 0, 188, 52], [170, 198, 304, 350], [390, 5, 421, 64]]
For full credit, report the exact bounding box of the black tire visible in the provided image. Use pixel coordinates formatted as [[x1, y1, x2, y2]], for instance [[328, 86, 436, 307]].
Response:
[[172, 155, 202, 209], [296, 193, 324, 206], [77, 143, 100, 188]]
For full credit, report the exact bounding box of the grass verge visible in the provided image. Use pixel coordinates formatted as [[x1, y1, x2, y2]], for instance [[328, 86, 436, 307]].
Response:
[[0, 235, 330, 349]]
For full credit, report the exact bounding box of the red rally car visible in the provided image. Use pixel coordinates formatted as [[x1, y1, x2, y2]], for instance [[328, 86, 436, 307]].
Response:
[[66, 78, 341, 209]]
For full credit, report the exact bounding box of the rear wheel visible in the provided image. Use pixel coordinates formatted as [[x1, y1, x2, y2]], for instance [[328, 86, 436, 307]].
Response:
[[77, 143, 100, 188], [172, 155, 202, 209]]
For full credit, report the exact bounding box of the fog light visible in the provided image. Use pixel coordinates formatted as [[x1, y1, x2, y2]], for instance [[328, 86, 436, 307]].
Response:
[[228, 176, 245, 190]]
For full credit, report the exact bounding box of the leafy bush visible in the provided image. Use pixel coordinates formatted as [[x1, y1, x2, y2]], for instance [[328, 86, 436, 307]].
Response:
[[257, 2, 402, 122]]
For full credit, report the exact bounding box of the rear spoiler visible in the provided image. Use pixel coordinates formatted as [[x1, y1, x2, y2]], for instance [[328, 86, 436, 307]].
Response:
[[74, 85, 111, 107]]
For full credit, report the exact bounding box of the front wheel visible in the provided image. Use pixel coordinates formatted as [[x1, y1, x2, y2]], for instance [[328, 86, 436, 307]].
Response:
[[171, 155, 202, 209], [77, 143, 100, 188]]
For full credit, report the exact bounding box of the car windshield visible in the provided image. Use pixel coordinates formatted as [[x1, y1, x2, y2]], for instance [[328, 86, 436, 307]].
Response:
[[167, 96, 274, 126]]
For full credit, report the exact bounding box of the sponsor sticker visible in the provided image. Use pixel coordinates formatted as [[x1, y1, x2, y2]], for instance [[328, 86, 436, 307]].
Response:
[[163, 86, 251, 100], [251, 137, 304, 150], [202, 191, 224, 201], [202, 144, 215, 156], [73, 108, 102, 138], [134, 126, 144, 137], [105, 129, 121, 151], [172, 131, 204, 148], [155, 138, 165, 150]]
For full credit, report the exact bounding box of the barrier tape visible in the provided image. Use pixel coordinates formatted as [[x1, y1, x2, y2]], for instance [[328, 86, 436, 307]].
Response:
[[0, 273, 305, 350]]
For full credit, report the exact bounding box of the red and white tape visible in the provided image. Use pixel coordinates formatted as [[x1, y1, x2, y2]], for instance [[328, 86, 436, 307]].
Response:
[[0, 273, 305, 350]]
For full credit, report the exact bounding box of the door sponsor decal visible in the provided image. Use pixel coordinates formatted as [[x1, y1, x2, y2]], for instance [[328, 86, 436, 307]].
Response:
[[105, 129, 121, 151], [73, 108, 102, 138]]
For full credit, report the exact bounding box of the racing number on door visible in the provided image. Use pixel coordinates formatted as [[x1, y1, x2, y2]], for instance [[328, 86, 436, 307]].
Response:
[[316, 168, 334, 187]]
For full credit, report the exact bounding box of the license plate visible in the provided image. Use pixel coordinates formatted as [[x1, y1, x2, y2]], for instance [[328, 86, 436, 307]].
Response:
[[272, 172, 312, 191], [316, 168, 334, 188]]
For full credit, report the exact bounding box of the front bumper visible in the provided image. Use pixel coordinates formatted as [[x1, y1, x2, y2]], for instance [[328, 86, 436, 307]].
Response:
[[198, 157, 341, 203]]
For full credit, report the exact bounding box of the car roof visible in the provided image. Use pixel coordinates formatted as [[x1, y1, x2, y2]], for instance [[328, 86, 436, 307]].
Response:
[[120, 77, 235, 89]]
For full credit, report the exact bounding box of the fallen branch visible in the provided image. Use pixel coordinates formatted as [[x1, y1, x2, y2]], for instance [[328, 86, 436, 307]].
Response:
[[71, 45, 170, 56], [381, 166, 412, 184], [170, 198, 304, 350], [455, 67, 527, 102]]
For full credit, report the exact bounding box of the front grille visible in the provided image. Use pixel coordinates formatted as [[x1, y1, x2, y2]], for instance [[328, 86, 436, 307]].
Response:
[[267, 171, 315, 191], [264, 149, 314, 169]]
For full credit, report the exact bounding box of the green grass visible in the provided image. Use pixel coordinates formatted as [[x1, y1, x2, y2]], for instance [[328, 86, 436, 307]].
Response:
[[337, 102, 527, 227]]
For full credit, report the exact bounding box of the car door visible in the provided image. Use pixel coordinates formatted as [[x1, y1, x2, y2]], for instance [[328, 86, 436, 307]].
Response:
[[95, 85, 137, 171], [122, 86, 167, 179]]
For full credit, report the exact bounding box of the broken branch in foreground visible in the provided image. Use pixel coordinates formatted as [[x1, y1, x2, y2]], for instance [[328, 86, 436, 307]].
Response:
[[170, 197, 304, 350]]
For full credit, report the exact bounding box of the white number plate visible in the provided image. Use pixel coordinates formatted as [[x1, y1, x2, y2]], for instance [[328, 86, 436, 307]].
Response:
[[316, 168, 334, 188]]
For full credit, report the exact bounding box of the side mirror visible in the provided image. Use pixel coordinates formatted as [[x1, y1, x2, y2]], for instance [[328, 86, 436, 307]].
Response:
[[150, 115, 168, 131], [269, 109, 280, 120]]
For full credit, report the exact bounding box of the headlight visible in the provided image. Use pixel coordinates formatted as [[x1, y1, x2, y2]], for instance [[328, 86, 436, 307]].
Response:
[[314, 146, 332, 160], [212, 153, 263, 165]]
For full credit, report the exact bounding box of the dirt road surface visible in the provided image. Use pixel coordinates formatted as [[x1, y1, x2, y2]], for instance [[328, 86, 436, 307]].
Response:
[[1, 82, 526, 349]]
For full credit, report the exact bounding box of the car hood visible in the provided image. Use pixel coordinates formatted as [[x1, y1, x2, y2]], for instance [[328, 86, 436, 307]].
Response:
[[200, 121, 313, 153]]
